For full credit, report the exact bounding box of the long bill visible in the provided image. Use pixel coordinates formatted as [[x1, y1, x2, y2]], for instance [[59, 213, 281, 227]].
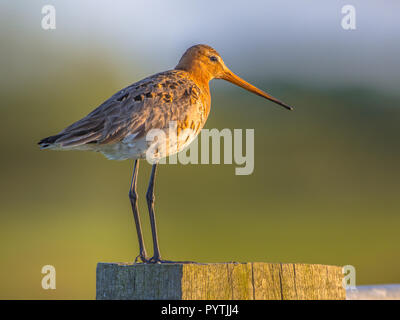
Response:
[[221, 70, 293, 110]]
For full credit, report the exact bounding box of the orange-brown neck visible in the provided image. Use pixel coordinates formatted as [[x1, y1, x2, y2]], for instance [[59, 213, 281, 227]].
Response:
[[175, 60, 212, 92]]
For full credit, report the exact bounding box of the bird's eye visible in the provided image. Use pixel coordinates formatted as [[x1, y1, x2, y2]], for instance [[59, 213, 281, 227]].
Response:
[[209, 56, 218, 62]]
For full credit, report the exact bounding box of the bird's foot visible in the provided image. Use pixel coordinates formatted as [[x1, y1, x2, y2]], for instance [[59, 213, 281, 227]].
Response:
[[134, 252, 149, 264], [147, 255, 164, 264], [147, 256, 197, 264], [134, 253, 198, 264]]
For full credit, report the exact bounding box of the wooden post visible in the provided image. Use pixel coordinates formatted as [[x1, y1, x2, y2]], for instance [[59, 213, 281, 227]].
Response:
[[96, 262, 345, 300]]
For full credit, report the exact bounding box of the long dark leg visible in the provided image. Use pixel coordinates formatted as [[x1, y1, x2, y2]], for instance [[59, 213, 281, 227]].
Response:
[[145, 164, 197, 264], [146, 163, 163, 262], [129, 160, 148, 263]]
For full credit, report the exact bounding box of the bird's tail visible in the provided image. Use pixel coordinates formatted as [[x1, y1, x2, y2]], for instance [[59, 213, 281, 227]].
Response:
[[38, 131, 101, 150], [38, 134, 64, 149]]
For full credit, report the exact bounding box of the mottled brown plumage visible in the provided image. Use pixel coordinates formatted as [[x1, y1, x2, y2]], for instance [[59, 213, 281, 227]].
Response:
[[39, 69, 205, 156]]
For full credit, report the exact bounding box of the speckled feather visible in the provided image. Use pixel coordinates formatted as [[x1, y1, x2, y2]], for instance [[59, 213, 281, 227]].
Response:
[[39, 69, 209, 159]]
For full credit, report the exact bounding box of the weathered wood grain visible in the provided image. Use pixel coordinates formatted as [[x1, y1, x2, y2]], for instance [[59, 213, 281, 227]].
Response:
[[96, 262, 345, 300]]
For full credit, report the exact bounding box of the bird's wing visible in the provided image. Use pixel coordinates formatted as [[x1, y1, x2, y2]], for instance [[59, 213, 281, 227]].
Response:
[[39, 70, 204, 149]]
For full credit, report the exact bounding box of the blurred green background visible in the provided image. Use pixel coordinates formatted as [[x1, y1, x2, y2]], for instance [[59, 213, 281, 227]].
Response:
[[1, 1, 399, 299]]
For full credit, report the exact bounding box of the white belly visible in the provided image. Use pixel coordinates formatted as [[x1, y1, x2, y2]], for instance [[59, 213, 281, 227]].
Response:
[[97, 127, 201, 161]]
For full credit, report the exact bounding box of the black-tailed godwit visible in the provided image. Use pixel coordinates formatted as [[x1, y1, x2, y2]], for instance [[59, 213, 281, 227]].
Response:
[[39, 44, 293, 263]]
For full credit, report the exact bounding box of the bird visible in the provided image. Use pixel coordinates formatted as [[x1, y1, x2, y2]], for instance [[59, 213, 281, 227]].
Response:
[[38, 44, 293, 264]]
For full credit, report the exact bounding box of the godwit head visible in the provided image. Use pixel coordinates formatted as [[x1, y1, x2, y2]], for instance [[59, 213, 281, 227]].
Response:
[[176, 44, 293, 110]]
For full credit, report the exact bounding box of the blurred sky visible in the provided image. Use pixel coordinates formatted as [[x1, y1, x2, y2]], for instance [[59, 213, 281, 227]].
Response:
[[1, 0, 400, 92]]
